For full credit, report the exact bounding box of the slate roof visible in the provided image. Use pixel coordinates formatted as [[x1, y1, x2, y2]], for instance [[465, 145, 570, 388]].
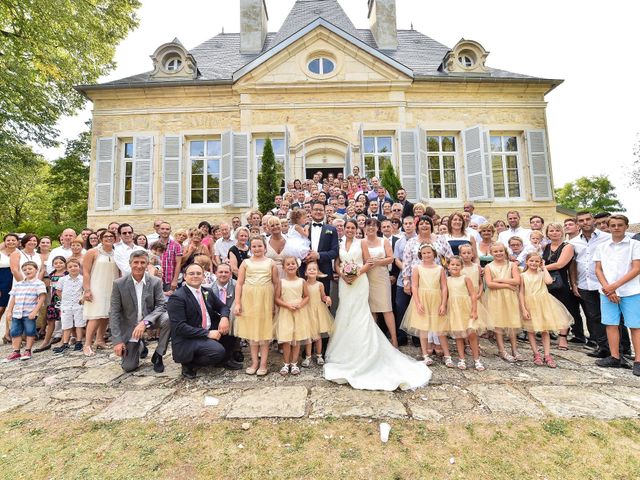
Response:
[[80, 0, 560, 91]]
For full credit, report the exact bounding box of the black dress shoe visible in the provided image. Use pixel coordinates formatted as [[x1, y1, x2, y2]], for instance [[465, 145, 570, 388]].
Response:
[[411, 336, 420, 347], [587, 348, 610, 358], [223, 359, 243, 370], [397, 337, 408, 347], [585, 339, 598, 349], [32, 344, 51, 353], [569, 336, 587, 344], [621, 350, 634, 360], [595, 356, 622, 368], [140, 343, 149, 359], [181, 365, 196, 379], [50, 337, 62, 345], [151, 352, 164, 373], [619, 356, 632, 369], [232, 350, 244, 363], [633, 362, 640, 376], [517, 331, 528, 342]]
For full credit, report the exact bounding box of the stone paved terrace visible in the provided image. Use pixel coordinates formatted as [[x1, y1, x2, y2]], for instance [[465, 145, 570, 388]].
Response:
[[0, 339, 638, 423]]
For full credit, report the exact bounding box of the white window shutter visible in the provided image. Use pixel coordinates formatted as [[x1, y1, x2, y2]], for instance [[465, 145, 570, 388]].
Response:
[[399, 129, 419, 202], [232, 132, 250, 207], [344, 143, 352, 177], [221, 131, 232, 206], [527, 130, 553, 201], [132, 136, 153, 209], [463, 125, 489, 201], [163, 135, 182, 208], [284, 127, 291, 186], [358, 123, 365, 175], [95, 137, 115, 211], [482, 130, 494, 200], [418, 128, 428, 202]]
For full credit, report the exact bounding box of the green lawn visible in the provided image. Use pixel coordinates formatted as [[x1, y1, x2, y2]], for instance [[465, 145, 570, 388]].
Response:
[[2, 414, 639, 479]]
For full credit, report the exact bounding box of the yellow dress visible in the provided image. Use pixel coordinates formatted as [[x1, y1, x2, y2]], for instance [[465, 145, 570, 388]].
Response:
[[234, 257, 275, 344], [484, 261, 521, 331], [446, 276, 487, 338], [305, 281, 334, 339], [274, 277, 311, 345], [400, 265, 448, 336], [521, 270, 573, 333], [462, 264, 482, 297]]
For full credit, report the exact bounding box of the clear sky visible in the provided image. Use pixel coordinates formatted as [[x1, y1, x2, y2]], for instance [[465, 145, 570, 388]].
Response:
[[43, 0, 640, 221]]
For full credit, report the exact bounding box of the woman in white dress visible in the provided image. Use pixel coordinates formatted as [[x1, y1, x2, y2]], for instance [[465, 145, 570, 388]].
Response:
[[324, 220, 431, 391]]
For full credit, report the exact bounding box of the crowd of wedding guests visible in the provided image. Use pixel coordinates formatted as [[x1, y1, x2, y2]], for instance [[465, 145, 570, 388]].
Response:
[[1, 168, 639, 379]]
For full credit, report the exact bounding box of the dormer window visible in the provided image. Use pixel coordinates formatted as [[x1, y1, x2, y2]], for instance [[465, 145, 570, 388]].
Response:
[[443, 39, 490, 75], [457, 51, 476, 68], [308, 57, 335, 75], [165, 57, 183, 72]]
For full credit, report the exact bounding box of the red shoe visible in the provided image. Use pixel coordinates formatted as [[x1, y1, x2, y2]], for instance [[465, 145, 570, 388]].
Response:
[[20, 350, 32, 361], [5, 351, 21, 362], [544, 355, 557, 368]]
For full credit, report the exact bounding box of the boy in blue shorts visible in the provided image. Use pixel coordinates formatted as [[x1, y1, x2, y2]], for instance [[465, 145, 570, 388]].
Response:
[[593, 215, 640, 375], [4, 261, 46, 361]]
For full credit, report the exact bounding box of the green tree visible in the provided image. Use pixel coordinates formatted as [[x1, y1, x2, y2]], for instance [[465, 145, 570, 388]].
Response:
[[0, 0, 140, 147], [555, 175, 625, 213], [47, 129, 91, 229], [257, 138, 279, 214], [380, 162, 402, 201], [0, 140, 52, 228]]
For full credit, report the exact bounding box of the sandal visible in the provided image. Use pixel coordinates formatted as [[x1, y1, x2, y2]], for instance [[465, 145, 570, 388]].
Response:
[[94, 343, 108, 350], [544, 355, 557, 369], [279, 364, 290, 376], [474, 359, 486, 371], [82, 346, 95, 357], [290, 364, 300, 375], [245, 366, 258, 375], [301, 356, 312, 368], [457, 358, 467, 370], [444, 356, 455, 368], [533, 352, 544, 366], [256, 367, 268, 376], [2, 336, 12, 345], [316, 354, 325, 366], [513, 352, 524, 362], [499, 351, 516, 363], [557, 333, 569, 351], [422, 354, 434, 366]]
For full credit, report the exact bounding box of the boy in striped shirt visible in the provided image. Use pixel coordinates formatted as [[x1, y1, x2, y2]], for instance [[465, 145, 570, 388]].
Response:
[[4, 261, 46, 361]]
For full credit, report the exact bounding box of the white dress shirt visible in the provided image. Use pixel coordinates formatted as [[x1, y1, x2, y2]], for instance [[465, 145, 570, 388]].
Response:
[[593, 237, 640, 297], [570, 229, 612, 291], [310, 222, 323, 252], [46, 246, 73, 274], [132, 275, 145, 322], [115, 242, 145, 276], [214, 237, 235, 261], [498, 226, 532, 247], [186, 284, 211, 329]]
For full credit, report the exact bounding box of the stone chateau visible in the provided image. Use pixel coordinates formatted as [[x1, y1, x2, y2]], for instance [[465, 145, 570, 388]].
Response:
[[78, 0, 563, 229]]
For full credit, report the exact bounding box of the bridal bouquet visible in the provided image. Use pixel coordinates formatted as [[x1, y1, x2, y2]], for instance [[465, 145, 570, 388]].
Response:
[[342, 261, 359, 279]]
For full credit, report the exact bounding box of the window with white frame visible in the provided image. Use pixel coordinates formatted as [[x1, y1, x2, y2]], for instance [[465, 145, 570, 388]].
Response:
[[122, 141, 134, 207], [425, 135, 458, 199], [363, 136, 392, 179], [490, 135, 521, 198], [189, 139, 221, 205], [256, 138, 285, 193]]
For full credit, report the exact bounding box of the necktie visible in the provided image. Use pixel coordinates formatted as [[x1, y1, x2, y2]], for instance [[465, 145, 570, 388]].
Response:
[[197, 289, 207, 329], [219, 286, 226, 304], [313, 223, 323, 228]]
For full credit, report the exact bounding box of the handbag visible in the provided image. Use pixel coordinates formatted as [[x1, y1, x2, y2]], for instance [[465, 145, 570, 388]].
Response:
[[544, 243, 566, 292]]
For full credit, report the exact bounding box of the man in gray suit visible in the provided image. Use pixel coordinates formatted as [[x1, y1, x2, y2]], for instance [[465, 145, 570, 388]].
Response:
[[210, 263, 243, 363], [110, 250, 169, 373]]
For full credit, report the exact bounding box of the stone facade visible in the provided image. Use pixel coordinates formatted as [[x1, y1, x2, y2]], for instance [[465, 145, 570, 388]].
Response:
[[81, 4, 562, 232]]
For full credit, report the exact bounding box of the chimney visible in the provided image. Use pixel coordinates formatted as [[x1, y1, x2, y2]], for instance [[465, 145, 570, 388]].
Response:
[[240, 0, 268, 54], [367, 0, 398, 50]]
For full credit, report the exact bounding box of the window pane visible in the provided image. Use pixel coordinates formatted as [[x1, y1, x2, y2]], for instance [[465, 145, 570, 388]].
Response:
[[207, 174, 218, 190], [507, 169, 519, 183], [445, 184, 457, 198], [379, 156, 391, 173], [124, 191, 131, 206], [430, 183, 442, 198], [207, 140, 221, 157], [125, 161, 133, 176], [431, 170, 441, 184], [124, 143, 133, 159], [427, 136, 439, 152], [444, 170, 456, 184], [322, 58, 335, 74], [364, 155, 375, 173], [377, 137, 392, 153], [190, 141, 205, 157], [191, 159, 204, 175], [272, 139, 285, 156], [428, 156, 439, 170], [308, 59, 320, 74], [207, 159, 220, 175], [124, 178, 132, 191], [504, 136, 518, 152], [443, 156, 455, 169], [442, 136, 455, 152], [191, 189, 203, 204], [191, 175, 203, 189], [207, 189, 219, 204], [493, 184, 505, 198], [363, 137, 375, 154], [508, 184, 520, 197], [490, 136, 502, 152], [256, 139, 265, 155], [491, 156, 503, 169], [506, 155, 518, 169]]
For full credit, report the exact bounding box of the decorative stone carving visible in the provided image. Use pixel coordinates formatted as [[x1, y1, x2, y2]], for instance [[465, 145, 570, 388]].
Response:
[[150, 38, 198, 81], [442, 38, 490, 75]]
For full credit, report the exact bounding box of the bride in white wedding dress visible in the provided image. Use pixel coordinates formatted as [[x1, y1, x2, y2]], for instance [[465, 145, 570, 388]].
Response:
[[324, 220, 431, 391]]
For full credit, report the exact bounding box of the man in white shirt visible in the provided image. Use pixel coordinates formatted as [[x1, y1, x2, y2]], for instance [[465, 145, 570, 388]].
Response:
[[593, 214, 640, 374], [497, 210, 531, 247], [570, 211, 630, 358], [214, 223, 235, 265], [114, 223, 145, 276], [463, 201, 487, 225], [146, 219, 165, 246], [46, 228, 77, 274]]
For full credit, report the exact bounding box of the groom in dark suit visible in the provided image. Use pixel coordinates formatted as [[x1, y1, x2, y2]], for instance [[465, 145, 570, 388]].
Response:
[[167, 263, 242, 379], [302, 200, 339, 295]]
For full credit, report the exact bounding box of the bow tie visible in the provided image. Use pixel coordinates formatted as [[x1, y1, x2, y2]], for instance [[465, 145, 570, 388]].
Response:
[[312, 223, 324, 228]]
